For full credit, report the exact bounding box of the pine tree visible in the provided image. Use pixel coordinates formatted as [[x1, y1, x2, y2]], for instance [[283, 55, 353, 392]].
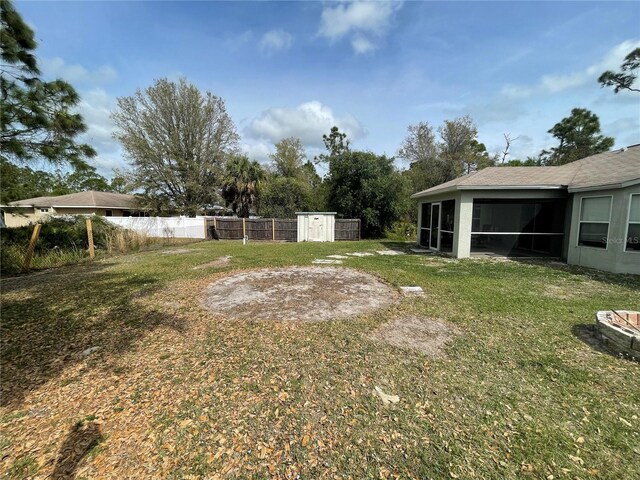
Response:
[[0, 0, 95, 167]]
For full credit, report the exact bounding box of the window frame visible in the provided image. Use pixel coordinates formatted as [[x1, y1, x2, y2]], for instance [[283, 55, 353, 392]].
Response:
[[419, 202, 431, 247], [577, 195, 613, 250], [39, 208, 49, 213], [624, 193, 640, 253]]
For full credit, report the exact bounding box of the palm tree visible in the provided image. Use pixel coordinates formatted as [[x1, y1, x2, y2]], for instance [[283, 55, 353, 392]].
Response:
[[221, 156, 264, 218]]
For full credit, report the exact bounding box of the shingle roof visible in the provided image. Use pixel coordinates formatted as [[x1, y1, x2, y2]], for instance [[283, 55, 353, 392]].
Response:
[[411, 145, 640, 198], [6, 191, 139, 209]]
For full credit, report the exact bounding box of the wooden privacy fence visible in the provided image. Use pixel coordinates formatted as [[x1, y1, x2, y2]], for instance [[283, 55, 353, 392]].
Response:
[[207, 217, 359, 242], [335, 219, 361, 241]]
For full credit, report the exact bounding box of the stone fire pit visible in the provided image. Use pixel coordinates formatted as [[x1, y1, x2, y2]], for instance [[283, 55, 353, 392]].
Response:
[[596, 310, 640, 356]]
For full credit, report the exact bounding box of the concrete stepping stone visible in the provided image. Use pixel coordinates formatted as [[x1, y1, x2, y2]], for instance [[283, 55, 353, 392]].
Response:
[[327, 255, 349, 259], [410, 248, 430, 253], [400, 286, 424, 295], [346, 252, 375, 257], [377, 250, 405, 256], [312, 259, 343, 264]]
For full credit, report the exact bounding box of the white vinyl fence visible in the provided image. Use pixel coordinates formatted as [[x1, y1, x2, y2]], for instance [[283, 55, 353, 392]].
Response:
[[106, 216, 207, 239]]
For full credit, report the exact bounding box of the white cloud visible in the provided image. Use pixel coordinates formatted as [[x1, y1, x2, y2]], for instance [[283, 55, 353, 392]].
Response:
[[318, 1, 402, 54], [40, 57, 117, 85], [241, 142, 273, 164], [351, 35, 376, 55], [260, 29, 293, 53], [75, 88, 126, 175], [247, 101, 366, 147], [319, 1, 401, 39], [502, 39, 640, 98]]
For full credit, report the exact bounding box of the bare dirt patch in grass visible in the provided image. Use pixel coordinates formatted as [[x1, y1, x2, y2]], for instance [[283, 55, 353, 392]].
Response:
[[192, 256, 232, 269], [202, 266, 398, 322], [370, 315, 457, 358], [160, 248, 202, 255]]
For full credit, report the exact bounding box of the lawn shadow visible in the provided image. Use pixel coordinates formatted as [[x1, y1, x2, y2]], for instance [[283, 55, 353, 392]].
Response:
[[1, 261, 185, 407], [571, 323, 639, 363], [510, 258, 640, 289], [51, 420, 103, 479]]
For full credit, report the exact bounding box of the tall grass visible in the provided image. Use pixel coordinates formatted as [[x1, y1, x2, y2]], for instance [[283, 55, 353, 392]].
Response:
[[104, 229, 157, 254], [1, 216, 182, 275]]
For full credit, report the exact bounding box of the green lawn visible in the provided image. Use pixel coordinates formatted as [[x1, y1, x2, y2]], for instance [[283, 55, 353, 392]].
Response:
[[1, 240, 639, 479]]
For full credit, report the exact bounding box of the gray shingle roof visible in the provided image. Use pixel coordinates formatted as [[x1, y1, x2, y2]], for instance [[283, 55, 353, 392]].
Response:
[[411, 145, 640, 198], [7, 191, 139, 209]]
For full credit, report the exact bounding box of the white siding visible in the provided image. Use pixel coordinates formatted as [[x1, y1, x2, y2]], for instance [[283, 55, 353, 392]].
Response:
[[296, 213, 336, 242]]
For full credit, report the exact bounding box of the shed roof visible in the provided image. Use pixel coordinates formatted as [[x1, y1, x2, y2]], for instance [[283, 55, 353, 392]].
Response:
[[411, 145, 640, 198]]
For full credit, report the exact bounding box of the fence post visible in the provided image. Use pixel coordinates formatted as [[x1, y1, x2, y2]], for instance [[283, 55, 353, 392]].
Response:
[[272, 218, 275, 241], [203, 218, 208, 239], [242, 218, 246, 238], [86, 218, 95, 258], [22, 223, 42, 273]]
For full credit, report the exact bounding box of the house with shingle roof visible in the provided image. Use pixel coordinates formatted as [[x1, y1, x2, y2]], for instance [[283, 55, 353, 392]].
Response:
[[1, 191, 144, 228], [411, 145, 640, 274]]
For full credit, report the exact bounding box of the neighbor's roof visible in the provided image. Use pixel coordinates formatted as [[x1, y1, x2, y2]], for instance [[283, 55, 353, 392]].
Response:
[[6, 191, 139, 209], [411, 145, 640, 198]]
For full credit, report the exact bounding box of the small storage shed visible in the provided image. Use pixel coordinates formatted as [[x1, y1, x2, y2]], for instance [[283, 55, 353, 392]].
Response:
[[296, 212, 336, 242]]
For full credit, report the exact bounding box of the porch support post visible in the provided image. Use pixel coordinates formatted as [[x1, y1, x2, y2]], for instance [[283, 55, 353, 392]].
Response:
[[453, 193, 473, 258]]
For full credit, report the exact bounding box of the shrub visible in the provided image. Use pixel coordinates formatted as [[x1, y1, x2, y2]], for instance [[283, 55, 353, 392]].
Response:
[[0, 215, 159, 274]]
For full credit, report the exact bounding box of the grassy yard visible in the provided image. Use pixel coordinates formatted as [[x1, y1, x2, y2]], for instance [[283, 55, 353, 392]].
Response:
[[1, 240, 639, 479]]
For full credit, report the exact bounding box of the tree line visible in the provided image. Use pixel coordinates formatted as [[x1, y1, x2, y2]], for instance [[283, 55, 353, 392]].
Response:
[[1, 0, 636, 237]]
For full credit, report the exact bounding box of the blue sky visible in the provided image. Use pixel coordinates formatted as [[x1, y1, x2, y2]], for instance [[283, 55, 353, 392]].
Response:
[[18, 1, 640, 176]]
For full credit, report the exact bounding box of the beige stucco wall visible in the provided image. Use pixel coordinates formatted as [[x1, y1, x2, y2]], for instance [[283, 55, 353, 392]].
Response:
[[566, 185, 640, 274]]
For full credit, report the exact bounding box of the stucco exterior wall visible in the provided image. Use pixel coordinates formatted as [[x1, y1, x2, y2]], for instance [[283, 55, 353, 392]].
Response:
[[566, 185, 640, 274]]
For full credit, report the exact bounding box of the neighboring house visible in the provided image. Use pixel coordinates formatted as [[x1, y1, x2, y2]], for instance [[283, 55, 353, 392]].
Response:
[[1, 191, 143, 228], [411, 145, 640, 274]]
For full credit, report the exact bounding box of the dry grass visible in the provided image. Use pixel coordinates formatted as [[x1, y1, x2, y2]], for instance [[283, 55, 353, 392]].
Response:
[[1, 240, 639, 479]]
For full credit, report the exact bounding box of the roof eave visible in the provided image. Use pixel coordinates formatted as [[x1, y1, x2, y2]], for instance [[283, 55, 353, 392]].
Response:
[[457, 184, 567, 190], [410, 186, 459, 199], [51, 204, 138, 209], [567, 177, 640, 193]]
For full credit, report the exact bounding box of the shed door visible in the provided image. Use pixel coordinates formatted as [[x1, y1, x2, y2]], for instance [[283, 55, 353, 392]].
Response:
[[308, 216, 324, 241]]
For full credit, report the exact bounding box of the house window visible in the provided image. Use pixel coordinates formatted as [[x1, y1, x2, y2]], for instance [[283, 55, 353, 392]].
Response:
[[626, 194, 640, 251], [40, 208, 49, 213], [105, 210, 113, 217], [578, 196, 611, 249]]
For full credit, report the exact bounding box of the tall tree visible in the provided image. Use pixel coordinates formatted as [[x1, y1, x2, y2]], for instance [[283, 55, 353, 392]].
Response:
[[260, 137, 323, 217], [0, 0, 95, 167], [541, 108, 614, 166], [598, 48, 640, 94], [326, 150, 409, 238], [315, 126, 350, 163], [50, 164, 112, 195], [112, 77, 239, 215], [221, 156, 264, 218], [397, 122, 442, 193], [0, 158, 55, 203], [399, 116, 494, 195], [438, 115, 495, 178], [269, 137, 307, 178]]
